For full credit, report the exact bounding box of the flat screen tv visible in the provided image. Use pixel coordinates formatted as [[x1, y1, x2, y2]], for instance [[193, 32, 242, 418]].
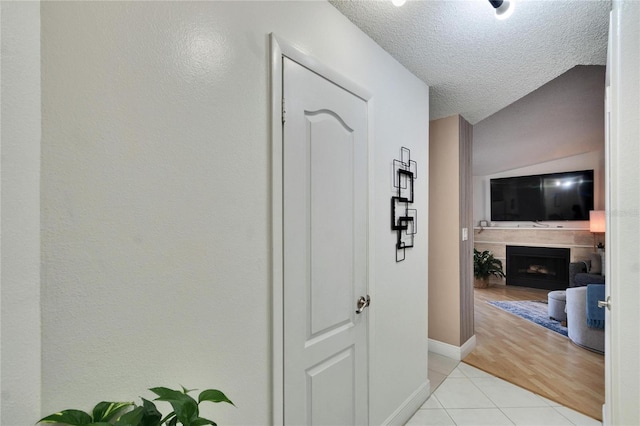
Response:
[[490, 170, 594, 222]]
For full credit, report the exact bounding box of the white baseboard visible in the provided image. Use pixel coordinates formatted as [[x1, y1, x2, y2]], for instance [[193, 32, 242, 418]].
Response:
[[428, 335, 477, 361], [460, 335, 477, 359], [381, 380, 431, 426]]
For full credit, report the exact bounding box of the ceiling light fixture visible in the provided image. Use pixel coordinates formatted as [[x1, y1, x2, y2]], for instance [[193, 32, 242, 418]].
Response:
[[392, 0, 407, 7], [489, 0, 514, 20]]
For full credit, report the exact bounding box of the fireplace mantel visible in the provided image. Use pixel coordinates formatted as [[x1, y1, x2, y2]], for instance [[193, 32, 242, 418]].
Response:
[[474, 226, 588, 231]]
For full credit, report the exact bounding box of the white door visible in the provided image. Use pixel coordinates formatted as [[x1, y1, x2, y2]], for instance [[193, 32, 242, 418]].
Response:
[[282, 57, 369, 425]]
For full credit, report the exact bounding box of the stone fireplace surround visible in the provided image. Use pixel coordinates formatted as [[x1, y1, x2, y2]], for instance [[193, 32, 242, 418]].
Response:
[[473, 227, 596, 287]]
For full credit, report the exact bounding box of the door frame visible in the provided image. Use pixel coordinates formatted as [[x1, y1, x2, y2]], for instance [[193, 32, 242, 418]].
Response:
[[270, 33, 374, 425], [605, 2, 640, 424]]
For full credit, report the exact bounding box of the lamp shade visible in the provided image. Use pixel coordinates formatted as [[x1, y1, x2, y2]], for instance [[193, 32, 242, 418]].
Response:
[[589, 210, 606, 233]]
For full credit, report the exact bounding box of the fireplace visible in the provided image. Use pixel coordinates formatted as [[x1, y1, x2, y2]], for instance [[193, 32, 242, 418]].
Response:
[[506, 245, 570, 290]]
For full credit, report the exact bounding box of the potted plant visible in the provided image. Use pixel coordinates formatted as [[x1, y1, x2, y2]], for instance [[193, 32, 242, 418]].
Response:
[[37, 385, 233, 426], [473, 249, 505, 288]]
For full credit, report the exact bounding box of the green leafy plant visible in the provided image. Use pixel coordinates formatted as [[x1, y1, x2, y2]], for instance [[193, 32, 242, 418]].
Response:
[[474, 249, 506, 280], [37, 386, 234, 426]]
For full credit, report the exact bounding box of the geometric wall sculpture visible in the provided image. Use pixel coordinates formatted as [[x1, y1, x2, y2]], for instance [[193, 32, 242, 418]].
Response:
[[391, 147, 418, 262]]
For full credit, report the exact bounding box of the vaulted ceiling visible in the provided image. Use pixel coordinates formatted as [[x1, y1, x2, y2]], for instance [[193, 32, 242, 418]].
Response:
[[330, 0, 611, 125]]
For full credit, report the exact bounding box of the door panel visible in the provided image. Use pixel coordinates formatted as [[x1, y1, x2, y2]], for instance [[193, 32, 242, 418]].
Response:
[[283, 57, 368, 425], [306, 347, 355, 425], [308, 111, 355, 338]]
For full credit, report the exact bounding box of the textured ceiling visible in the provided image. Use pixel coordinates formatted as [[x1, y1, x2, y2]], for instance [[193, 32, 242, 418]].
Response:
[[330, 0, 611, 124]]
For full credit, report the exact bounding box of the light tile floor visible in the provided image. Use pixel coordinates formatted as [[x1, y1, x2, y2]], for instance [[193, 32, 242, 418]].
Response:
[[409, 353, 602, 426]]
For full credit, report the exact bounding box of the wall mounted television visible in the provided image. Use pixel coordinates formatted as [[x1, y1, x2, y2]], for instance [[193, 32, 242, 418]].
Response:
[[490, 170, 594, 222]]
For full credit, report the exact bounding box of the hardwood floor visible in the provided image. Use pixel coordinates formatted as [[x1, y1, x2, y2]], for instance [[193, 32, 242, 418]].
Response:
[[463, 285, 605, 421]]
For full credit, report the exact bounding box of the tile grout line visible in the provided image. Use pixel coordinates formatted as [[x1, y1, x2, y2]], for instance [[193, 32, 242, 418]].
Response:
[[450, 373, 577, 425], [465, 372, 598, 425], [422, 365, 599, 426]]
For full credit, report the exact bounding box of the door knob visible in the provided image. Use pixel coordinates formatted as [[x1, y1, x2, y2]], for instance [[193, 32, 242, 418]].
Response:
[[356, 295, 371, 314], [598, 296, 612, 310]]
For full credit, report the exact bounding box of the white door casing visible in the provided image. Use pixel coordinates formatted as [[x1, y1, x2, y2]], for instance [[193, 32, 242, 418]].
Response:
[[603, 14, 612, 421], [606, 2, 640, 424], [282, 57, 369, 425], [603, 85, 612, 424]]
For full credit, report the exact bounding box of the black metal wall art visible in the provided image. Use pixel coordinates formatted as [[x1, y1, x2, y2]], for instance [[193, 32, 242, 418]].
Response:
[[392, 147, 418, 262]]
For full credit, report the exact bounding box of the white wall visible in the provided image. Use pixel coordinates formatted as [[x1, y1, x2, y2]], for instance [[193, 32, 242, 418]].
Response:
[[0, 2, 42, 424], [473, 65, 605, 177], [35, 2, 428, 425]]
